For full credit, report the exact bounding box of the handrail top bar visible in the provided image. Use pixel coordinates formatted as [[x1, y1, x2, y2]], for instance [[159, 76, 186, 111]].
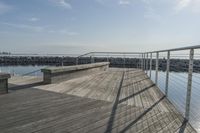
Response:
[[90, 52, 143, 54], [41, 62, 110, 73], [77, 45, 200, 57], [77, 52, 143, 58], [145, 45, 200, 53], [77, 52, 93, 58]]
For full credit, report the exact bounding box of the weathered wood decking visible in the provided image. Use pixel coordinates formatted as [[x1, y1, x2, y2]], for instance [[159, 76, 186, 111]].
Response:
[[0, 68, 197, 133]]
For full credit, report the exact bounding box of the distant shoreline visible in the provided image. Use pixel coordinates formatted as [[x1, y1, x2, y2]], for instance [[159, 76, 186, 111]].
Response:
[[0, 56, 200, 73]]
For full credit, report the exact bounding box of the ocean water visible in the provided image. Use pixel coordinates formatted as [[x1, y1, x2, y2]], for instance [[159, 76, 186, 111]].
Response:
[[149, 70, 200, 132], [0, 65, 47, 76], [0, 66, 199, 131]]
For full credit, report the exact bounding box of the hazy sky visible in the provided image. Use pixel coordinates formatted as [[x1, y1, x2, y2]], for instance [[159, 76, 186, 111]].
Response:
[[0, 0, 200, 54]]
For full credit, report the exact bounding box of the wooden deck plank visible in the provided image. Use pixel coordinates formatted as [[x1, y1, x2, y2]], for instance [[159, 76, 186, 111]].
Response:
[[0, 68, 196, 133]]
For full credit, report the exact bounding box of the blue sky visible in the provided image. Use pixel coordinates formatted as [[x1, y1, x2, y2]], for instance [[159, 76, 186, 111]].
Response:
[[0, 0, 200, 54]]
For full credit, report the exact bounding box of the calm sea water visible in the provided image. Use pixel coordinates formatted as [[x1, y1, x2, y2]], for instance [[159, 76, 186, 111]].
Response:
[[0, 65, 47, 76], [0, 66, 199, 131], [150, 70, 200, 132]]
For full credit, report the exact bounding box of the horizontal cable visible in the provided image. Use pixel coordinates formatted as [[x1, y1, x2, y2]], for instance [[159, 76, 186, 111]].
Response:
[[21, 69, 42, 76]]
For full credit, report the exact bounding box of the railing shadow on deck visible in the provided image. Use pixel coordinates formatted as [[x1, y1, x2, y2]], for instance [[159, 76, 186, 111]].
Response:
[[104, 70, 164, 133], [119, 84, 155, 104], [124, 69, 142, 73], [104, 71, 125, 133], [123, 73, 146, 80], [119, 96, 165, 133], [178, 119, 188, 133], [122, 77, 150, 88]]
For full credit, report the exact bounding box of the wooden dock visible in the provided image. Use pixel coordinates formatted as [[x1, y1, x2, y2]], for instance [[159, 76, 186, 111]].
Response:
[[0, 68, 197, 133]]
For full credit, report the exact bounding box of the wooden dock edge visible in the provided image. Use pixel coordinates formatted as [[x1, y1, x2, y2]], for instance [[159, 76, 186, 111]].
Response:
[[41, 62, 110, 84]]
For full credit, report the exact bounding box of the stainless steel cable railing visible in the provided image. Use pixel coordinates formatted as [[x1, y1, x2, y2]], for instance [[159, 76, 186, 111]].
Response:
[[75, 52, 143, 69], [76, 45, 200, 132], [144, 46, 200, 132], [1, 45, 200, 131]]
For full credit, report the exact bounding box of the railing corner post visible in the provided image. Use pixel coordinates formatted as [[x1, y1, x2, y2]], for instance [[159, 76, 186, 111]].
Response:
[[91, 53, 94, 64], [185, 48, 194, 120], [155, 52, 159, 85], [150, 53, 152, 78], [144, 53, 146, 71], [165, 51, 170, 97], [146, 53, 149, 74], [76, 57, 79, 65], [123, 54, 126, 68], [141, 53, 144, 70]]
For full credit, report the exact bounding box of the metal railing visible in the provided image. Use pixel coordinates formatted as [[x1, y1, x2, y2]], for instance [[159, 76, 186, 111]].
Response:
[[143, 46, 200, 132], [76, 52, 143, 68], [0, 66, 46, 77], [76, 45, 200, 131], [1, 45, 200, 131]]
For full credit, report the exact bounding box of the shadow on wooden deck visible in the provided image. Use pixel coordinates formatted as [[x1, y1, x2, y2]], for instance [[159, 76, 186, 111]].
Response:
[[119, 96, 165, 133], [178, 119, 189, 133], [2, 68, 195, 133], [8, 81, 45, 91], [119, 83, 155, 104], [104, 69, 189, 133]]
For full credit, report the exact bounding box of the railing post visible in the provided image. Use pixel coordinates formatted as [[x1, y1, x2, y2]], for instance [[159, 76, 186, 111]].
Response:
[[165, 51, 170, 97], [144, 53, 146, 73], [76, 58, 79, 65], [142, 53, 144, 70], [141, 53, 144, 70], [155, 52, 159, 85], [146, 53, 148, 74], [137, 54, 140, 69], [61, 56, 64, 66], [185, 49, 194, 120], [144, 53, 146, 71], [123, 54, 126, 68], [91, 53, 94, 64], [150, 53, 152, 78]]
